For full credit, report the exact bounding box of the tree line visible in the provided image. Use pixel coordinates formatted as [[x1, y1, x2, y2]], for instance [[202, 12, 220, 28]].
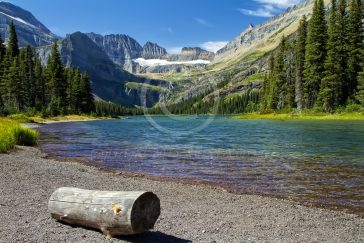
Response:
[[0, 22, 95, 116], [261, 0, 364, 112]]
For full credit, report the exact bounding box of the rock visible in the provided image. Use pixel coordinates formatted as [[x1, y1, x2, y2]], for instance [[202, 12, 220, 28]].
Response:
[[142, 42, 167, 59], [216, 0, 320, 59], [169, 47, 215, 62], [86, 33, 143, 73]]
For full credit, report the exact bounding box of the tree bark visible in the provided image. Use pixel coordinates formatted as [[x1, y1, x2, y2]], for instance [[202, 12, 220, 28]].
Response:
[[48, 187, 160, 238]]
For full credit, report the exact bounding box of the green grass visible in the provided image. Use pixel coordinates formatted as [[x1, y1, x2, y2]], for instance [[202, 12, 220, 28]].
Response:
[[243, 72, 266, 83], [125, 82, 166, 92], [232, 112, 364, 120], [0, 118, 38, 153]]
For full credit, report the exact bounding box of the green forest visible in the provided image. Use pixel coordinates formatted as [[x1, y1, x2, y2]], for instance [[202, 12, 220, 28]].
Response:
[[0, 22, 140, 118], [151, 0, 364, 115], [262, 0, 364, 113], [0, 22, 94, 116]]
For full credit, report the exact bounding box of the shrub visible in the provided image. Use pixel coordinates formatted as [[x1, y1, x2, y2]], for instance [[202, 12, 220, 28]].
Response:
[[13, 127, 38, 146], [8, 114, 34, 123], [0, 118, 38, 153]]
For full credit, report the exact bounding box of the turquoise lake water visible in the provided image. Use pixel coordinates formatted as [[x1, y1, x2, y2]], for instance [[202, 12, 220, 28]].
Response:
[[38, 116, 364, 215]]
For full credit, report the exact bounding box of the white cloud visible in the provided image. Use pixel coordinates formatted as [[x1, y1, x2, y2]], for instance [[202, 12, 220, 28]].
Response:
[[200, 41, 229, 53], [239, 0, 301, 18], [255, 0, 301, 8], [194, 18, 214, 28], [238, 7, 275, 17]]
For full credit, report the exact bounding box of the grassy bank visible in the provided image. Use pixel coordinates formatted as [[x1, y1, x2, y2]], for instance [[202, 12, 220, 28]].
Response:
[[0, 118, 38, 153], [232, 112, 364, 120], [30, 114, 110, 123]]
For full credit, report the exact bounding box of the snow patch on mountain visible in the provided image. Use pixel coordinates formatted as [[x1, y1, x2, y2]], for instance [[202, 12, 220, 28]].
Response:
[[0, 11, 36, 28], [134, 58, 211, 67]]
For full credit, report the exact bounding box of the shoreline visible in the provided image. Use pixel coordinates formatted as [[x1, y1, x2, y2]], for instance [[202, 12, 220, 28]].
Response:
[[232, 112, 364, 120], [0, 147, 363, 242]]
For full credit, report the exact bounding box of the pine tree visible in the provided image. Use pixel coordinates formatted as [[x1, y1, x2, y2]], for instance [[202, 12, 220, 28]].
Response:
[[347, 0, 363, 99], [295, 15, 308, 111], [318, 0, 340, 111], [34, 56, 46, 108], [7, 58, 27, 111], [6, 22, 19, 58], [303, 0, 327, 109], [46, 42, 67, 114], [285, 40, 296, 109], [319, 0, 348, 111], [267, 53, 277, 109], [18, 46, 36, 108], [0, 37, 6, 113], [273, 36, 287, 110], [356, 71, 364, 105], [79, 72, 94, 113]]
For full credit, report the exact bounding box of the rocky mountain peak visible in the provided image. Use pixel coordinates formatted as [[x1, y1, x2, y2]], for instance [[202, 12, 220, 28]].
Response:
[[86, 32, 142, 72], [142, 42, 167, 59], [178, 47, 215, 61]]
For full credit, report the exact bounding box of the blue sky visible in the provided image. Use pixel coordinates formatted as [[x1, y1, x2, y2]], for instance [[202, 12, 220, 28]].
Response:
[[5, 0, 301, 53]]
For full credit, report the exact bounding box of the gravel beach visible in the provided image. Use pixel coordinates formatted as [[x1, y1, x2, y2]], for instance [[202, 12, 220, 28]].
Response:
[[0, 147, 363, 242]]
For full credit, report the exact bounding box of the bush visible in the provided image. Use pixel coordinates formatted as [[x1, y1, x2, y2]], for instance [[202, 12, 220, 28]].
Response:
[[0, 118, 38, 153], [8, 114, 34, 123], [13, 127, 38, 146]]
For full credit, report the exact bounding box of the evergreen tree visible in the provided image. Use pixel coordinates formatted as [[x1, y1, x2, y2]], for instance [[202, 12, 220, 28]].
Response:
[[303, 0, 327, 108], [285, 40, 296, 109], [347, 0, 363, 99], [318, 0, 341, 111], [267, 53, 277, 109], [6, 21, 19, 58], [295, 15, 308, 111], [7, 58, 27, 111], [34, 56, 46, 108], [79, 72, 94, 113], [46, 42, 67, 114], [319, 0, 348, 111], [356, 71, 364, 105], [18, 46, 36, 108], [0, 37, 6, 113], [273, 36, 287, 110]]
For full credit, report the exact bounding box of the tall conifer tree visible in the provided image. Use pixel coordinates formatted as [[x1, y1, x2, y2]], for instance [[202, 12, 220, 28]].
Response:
[[295, 15, 308, 111], [303, 0, 327, 108], [46, 42, 67, 114], [347, 0, 363, 99], [6, 21, 19, 58], [273, 36, 287, 110]]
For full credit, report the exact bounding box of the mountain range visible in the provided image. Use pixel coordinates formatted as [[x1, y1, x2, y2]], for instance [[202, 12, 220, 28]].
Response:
[[0, 0, 324, 107]]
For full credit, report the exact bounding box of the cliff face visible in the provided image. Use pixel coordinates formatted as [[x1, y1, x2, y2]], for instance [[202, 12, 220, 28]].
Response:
[[86, 33, 143, 73], [215, 0, 320, 61], [169, 47, 215, 62], [141, 42, 168, 59], [0, 2, 58, 47], [37, 32, 161, 106]]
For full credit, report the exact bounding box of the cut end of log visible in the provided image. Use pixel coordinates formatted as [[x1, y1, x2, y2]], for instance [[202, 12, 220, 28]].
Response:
[[131, 192, 161, 233]]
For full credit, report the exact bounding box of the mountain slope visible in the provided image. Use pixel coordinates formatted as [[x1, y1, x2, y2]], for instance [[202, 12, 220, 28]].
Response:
[[156, 0, 331, 108], [0, 2, 58, 46], [86, 33, 143, 73], [37, 32, 163, 106]]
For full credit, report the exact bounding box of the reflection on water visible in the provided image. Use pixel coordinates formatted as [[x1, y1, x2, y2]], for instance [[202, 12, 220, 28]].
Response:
[[38, 116, 364, 215]]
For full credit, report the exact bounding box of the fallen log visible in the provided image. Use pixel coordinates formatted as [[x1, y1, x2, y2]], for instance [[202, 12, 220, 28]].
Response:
[[48, 187, 160, 238]]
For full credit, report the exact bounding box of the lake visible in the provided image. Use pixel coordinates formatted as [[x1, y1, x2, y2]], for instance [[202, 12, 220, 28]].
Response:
[[38, 116, 364, 215]]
